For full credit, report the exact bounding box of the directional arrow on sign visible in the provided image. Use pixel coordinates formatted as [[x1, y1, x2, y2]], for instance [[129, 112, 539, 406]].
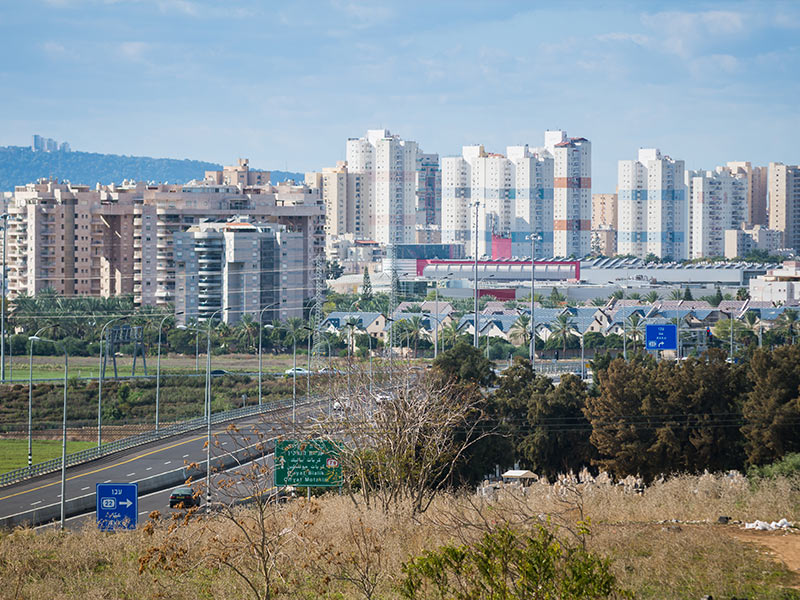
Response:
[[119, 499, 133, 508]]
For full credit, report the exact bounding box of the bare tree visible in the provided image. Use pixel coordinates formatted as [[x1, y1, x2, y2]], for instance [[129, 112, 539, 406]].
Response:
[[312, 363, 493, 515]]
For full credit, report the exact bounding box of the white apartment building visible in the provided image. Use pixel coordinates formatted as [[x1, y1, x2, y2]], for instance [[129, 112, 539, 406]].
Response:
[[724, 225, 783, 259], [547, 131, 592, 259], [346, 129, 419, 246], [618, 148, 687, 260], [688, 167, 747, 259], [749, 261, 800, 304], [442, 139, 555, 259], [768, 162, 800, 252]]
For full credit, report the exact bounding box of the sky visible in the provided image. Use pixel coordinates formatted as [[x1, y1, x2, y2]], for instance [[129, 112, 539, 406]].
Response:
[[1, 0, 799, 191]]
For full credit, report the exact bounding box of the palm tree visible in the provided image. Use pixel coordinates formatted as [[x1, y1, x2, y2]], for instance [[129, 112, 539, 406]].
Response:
[[551, 313, 576, 356], [626, 313, 645, 352], [644, 291, 660, 304], [628, 292, 641, 300], [442, 320, 461, 351], [509, 314, 531, 347], [669, 290, 683, 300], [743, 310, 761, 345], [233, 313, 259, 353], [591, 297, 607, 307], [778, 309, 800, 343], [406, 316, 425, 357]]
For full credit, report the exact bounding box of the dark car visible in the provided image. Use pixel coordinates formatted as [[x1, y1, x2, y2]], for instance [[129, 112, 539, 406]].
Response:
[[210, 369, 231, 376], [169, 486, 199, 508]]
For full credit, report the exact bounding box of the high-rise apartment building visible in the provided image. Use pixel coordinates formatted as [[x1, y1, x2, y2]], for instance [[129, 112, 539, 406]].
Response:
[[547, 131, 591, 258], [592, 193, 618, 229], [727, 161, 768, 227], [441, 140, 554, 259], [618, 149, 687, 260], [687, 167, 747, 259], [768, 162, 800, 251], [305, 162, 365, 248], [174, 220, 304, 325], [416, 153, 441, 227], [346, 129, 419, 246]]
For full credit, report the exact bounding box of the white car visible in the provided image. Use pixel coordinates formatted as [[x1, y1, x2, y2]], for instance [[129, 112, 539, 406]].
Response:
[[285, 367, 310, 376]]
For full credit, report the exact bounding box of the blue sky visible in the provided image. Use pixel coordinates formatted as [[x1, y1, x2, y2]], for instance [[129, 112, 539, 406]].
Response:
[[1, 0, 799, 191]]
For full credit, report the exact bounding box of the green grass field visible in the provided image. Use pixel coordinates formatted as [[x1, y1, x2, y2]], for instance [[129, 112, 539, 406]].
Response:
[[0, 439, 96, 474]]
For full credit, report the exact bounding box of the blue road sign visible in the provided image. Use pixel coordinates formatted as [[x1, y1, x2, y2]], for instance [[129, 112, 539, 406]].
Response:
[[96, 482, 138, 531], [645, 323, 678, 351]]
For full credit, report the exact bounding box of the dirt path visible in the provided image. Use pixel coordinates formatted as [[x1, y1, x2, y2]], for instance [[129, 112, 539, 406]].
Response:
[[726, 529, 800, 587]]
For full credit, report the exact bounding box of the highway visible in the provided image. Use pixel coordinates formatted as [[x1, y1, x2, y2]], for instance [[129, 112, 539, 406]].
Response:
[[0, 400, 322, 529]]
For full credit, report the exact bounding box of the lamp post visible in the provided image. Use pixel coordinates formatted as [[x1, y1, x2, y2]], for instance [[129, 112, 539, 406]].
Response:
[[27, 326, 53, 467], [155, 311, 183, 432], [1, 212, 9, 382], [432, 275, 450, 358], [34, 335, 67, 529], [345, 300, 359, 398], [258, 302, 280, 406], [526, 233, 541, 371], [580, 334, 585, 380], [97, 317, 123, 448], [472, 201, 480, 348]]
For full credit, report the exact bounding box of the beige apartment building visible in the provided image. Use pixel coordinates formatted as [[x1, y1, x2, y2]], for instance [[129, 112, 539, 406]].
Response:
[[727, 161, 768, 227], [768, 162, 800, 252], [592, 193, 618, 229], [6, 160, 324, 321]]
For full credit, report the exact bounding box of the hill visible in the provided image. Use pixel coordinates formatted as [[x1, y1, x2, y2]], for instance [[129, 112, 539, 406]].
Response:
[[0, 146, 304, 192]]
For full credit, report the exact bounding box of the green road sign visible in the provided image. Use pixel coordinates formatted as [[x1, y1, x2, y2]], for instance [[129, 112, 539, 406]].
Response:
[[274, 440, 342, 487]]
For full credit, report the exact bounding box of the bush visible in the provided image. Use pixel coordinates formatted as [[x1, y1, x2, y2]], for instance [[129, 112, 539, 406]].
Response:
[[401, 525, 624, 599], [747, 452, 800, 480]]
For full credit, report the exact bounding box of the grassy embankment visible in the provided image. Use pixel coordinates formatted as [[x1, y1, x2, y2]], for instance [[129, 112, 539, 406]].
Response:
[[1, 472, 798, 599]]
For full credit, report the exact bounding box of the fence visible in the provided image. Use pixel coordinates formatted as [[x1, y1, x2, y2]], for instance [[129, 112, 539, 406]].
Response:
[[0, 396, 309, 488]]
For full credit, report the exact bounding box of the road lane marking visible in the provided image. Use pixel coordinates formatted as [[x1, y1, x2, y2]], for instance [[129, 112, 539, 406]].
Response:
[[146, 467, 152, 471], [182, 454, 189, 458], [81, 486, 90, 491], [0, 434, 206, 502], [31, 500, 41, 506], [164, 461, 171, 465], [126, 473, 136, 477]]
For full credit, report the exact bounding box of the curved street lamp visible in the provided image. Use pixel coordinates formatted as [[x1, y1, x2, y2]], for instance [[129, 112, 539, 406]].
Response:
[[27, 325, 54, 466], [97, 317, 125, 448], [155, 311, 183, 432]]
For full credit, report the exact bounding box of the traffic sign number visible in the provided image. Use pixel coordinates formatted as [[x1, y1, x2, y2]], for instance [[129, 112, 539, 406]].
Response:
[[275, 440, 342, 487], [96, 482, 138, 531]]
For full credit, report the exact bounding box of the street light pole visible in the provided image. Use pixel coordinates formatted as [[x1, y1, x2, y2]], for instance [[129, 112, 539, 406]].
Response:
[[1, 213, 9, 382], [97, 317, 123, 448], [526, 233, 540, 371], [473, 201, 480, 348], [27, 327, 53, 467], [155, 312, 183, 432], [59, 342, 67, 530], [258, 302, 279, 406]]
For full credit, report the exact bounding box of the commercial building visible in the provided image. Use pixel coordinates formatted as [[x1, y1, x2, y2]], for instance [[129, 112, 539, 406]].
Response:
[[724, 225, 783, 259], [617, 149, 687, 260], [592, 193, 618, 229], [749, 261, 800, 304], [688, 167, 747, 259], [768, 163, 800, 252], [173, 220, 304, 325]]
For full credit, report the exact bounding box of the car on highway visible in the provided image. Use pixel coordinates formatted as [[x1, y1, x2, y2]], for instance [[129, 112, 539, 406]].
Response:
[[285, 367, 310, 376], [210, 369, 232, 376], [169, 486, 200, 508]]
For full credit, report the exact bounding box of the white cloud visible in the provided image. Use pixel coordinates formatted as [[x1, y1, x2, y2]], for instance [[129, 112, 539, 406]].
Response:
[[595, 32, 649, 45], [641, 10, 745, 59], [118, 41, 151, 61]]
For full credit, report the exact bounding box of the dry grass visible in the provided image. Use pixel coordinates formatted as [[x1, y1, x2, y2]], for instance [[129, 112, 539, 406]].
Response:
[[1, 474, 798, 599]]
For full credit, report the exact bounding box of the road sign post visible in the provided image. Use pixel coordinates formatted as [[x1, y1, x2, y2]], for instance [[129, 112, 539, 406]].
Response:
[[645, 324, 678, 352], [274, 440, 342, 488], [96, 482, 138, 531]]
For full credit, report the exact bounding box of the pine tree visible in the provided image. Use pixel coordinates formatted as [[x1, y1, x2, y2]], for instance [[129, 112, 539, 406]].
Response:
[[683, 287, 694, 301], [361, 269, 373, 305]]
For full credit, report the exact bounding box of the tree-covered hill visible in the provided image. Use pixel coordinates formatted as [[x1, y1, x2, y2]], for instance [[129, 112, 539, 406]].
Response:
[[0, 146, 304, 192]]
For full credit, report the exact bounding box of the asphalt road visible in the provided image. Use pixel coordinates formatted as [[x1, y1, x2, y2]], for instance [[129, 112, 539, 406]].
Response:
[[0, 400, 322, 527]]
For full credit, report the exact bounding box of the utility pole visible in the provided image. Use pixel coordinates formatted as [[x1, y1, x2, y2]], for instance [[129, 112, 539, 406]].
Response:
[[473, 201, 480, 348]]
